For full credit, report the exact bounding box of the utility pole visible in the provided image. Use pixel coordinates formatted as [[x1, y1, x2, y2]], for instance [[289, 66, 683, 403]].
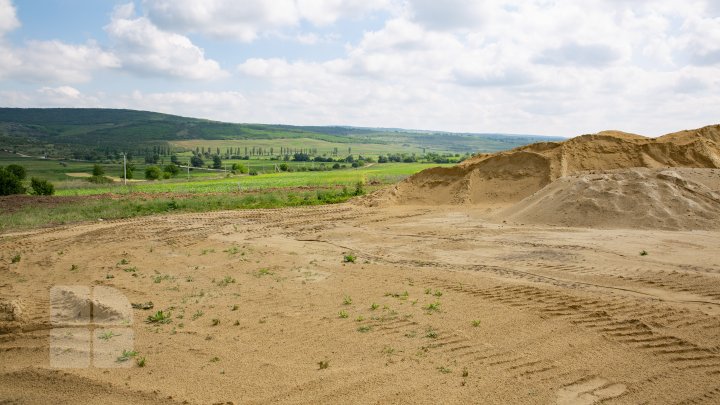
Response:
[[187, 163, 190, 181], [123, 153, 127, 185]]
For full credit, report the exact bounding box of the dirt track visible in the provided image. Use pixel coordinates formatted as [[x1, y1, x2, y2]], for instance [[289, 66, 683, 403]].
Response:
[[1, 204, 720, 404]]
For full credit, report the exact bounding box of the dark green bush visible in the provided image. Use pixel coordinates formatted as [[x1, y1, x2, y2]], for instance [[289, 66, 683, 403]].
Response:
[[30, 177, 55, 195]]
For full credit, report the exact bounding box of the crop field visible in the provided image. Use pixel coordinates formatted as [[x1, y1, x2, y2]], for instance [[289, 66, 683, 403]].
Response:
[[171, 137, 432, 156]]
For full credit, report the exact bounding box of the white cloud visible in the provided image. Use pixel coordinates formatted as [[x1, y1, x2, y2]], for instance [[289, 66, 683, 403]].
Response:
[[0, 0, 19, 36], [105, 3, 228, 80], [142, 0, 393, 41]]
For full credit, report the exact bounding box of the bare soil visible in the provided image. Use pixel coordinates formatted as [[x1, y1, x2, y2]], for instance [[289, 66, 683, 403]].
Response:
[[1, 204, 719, 404]]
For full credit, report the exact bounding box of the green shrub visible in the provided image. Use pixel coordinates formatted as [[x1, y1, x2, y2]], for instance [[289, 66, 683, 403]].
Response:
[[5, 164, 26, 180], [164, 164, 180, 176], [30, 178, 55, 195], [0, 166, 26, 195], [92, 164, 105, 177], [145, 166, 162, 180]]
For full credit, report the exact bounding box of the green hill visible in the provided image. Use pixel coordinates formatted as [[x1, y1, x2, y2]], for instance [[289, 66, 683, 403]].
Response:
[[0, 108, 561, 159]]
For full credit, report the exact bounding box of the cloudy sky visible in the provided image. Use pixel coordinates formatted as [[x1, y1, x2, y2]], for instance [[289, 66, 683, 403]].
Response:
[[1, 0, 719, 136]]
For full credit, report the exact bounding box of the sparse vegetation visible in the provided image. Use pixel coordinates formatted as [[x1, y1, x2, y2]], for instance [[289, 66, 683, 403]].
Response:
[[318, 360, 330, 370], [217, 275, 236, 286], [11, 254, 20, 263], [339, 310, 349, 318], [146, 310, 172, 324], [425, 301, 441, 313], [342, 295, 353, 305], [97, 330, 118, 341], [116, 349, 138, 362], [471, 319, 481, 327], [343, 254, 356, 263], [357, 325, 372, 333], [640, 250, 648, 256]]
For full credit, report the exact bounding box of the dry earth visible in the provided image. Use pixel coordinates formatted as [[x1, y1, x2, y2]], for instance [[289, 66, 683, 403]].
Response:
[[1, 204, 720, 404]]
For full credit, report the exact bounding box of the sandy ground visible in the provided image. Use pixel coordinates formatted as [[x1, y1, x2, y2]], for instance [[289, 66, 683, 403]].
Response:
[[1, 204, 720, 404]]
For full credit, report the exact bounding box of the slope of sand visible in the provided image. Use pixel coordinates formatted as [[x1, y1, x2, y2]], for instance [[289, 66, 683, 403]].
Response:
[[372, 124, 720, 209], [2, 206, 720, 404], [497, 168, 720, 230]]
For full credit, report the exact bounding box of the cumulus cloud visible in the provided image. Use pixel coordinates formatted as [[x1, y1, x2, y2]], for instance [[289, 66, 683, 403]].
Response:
[[0, 0, 20, 36], [142, 0, 393, 41], [105, 3, 228, 80], [534, 42, 622, 67]]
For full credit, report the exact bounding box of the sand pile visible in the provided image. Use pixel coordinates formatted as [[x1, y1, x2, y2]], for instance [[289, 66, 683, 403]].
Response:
[[497, 168, 720, 230], [373, 124, 720, 207], [366, 124, 720, 229]]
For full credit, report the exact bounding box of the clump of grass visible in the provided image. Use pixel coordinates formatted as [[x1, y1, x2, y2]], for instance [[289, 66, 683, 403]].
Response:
[[338, 310, 349, 318], [217, 275, 236, 287], [192, 310, 204, 320], [200, 249, 215, 255], [356, 316, 365, 322], [370, 303, 379, 311], [318, 360, 330, 370], [433, 290, 443, 297], [255, 268, 273, 277], [146, 310, 172, 324], [124, 266, 137, 273], [118, 258, 129, 265], [640, 250, 648, 256], [425, 328, 438, 339], [342, 295, 353, 305], [424, 288, 431, 295], [224, 246, 240, 255], [425, 301, 441, 313], [97, 330, 118, 341], [343, 254, 356, 263], [10, 254, 21, 263], [211, 318, 220, 326], [357, 325, 372, 333], [437, 366, 451, 374], [462, 367, 469, 377], [116, 349, 138, 362], [136, 356, 146, 367], [471, 319, 481, 327], [210, 356, 220, 363], [152, 274, 172, 283]]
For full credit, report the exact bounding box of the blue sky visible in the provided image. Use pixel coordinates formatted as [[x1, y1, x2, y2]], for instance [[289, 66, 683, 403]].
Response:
[[1, 0, 719, 136]]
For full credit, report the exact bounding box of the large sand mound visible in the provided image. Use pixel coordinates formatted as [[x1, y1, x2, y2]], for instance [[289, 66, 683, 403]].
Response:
[[371, 124, 720, 208], [497, 168, 720, 230]]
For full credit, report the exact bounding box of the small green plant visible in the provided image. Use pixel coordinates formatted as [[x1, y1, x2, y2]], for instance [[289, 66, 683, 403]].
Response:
[[424, 288, 431, 295], [217, 275, 236, 286], [118, 258, 129, 265], [357, 325, 372, 333], [70, 264, 78, 272], [224, 246, 240, 255], [370, 303, 379, 311], [339, 310, 349, 318], [433, 290, 443, 297], [343, 254, 356, 263], [97, 331, 118, 341], [211, 318, 220, 326], [210, 356, 220, 363], [11, 254, 20, 264], [136, 356, 146, 367], [116, 349, 138, 362], [200, 249, 215, 255], [471, 320, 481, 327], [640, 250, 648, 256], [437, 366, 451, 374], [356, 316, 365, 322], [124, 266, 137, 273], [425, 328, 438, 339], [462, 367, 469, 377], [318, 360, 330, 370], [256, 268, 273, 277], [425, 301, 441, 313], [192, 310, 204, 320], [342, 295, 353, 305], [146, 310, 172, 324]]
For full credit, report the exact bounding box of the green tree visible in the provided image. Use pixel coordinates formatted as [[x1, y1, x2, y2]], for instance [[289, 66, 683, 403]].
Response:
[[145, 166, 162, 180], [0, 166, 26, 195], [92, 164, 105, 177], [30, 177, 55, 195], [212, 155, 222, 169], [279, 163, 289, 172], [231, 163, 248, 174], [190, 155, 204, 167], [163, 164, 180, 176], [6, 164, 26, 180]]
